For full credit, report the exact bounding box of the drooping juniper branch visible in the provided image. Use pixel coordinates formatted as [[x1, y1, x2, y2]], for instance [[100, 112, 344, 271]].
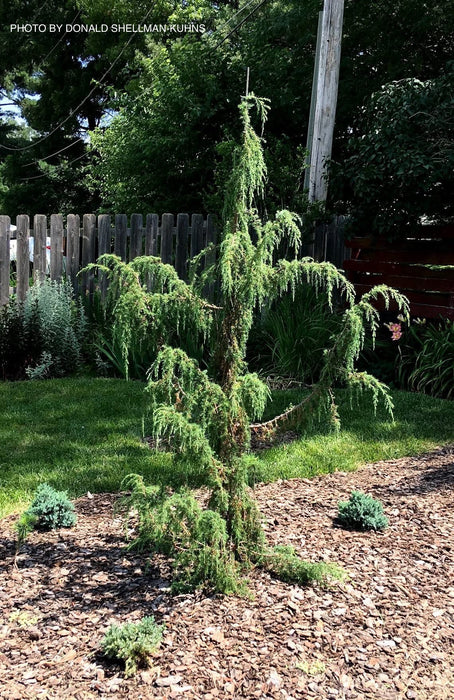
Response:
[[250, 384, 324, 436]]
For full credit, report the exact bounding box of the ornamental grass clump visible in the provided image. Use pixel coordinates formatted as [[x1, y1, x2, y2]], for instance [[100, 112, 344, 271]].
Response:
[[101, 616, 164, 677], [89, 94, 408, 594], [337, 491, 388, 531]]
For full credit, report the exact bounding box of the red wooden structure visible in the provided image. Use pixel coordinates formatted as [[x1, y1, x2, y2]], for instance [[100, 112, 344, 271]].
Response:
[[344, 225, 454, 320]]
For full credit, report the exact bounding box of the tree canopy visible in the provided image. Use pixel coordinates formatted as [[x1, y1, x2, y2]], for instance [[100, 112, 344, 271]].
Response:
[[0, 0, 452, 221]]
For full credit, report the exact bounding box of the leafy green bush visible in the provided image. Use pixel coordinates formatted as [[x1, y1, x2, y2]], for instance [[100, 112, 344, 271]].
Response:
[[27, 483, 77, 530], [337, 491, 388, 531], [24, 279, 88, 378], [0, 296, 42, 380], [333, 65, 454, 236], [101, 616, 164, 677]]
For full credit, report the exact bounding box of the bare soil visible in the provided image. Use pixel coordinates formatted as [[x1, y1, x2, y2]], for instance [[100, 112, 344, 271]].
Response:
[[1, 445, 453, 700]]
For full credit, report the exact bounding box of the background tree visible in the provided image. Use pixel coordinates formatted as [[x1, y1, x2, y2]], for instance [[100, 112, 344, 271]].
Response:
[[0, 0, 185, 214], [331, 66, 454, 235], [88, 0, 453, 220]]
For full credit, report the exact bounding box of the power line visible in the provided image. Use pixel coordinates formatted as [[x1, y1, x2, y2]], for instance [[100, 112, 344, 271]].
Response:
[[0, 3, 156, 153], [38, 9, 82, 65], [210, 0, 262, 37], [212, 0, 271, 50], [23, 138, 84, 167], [20, 151, 88, 181]]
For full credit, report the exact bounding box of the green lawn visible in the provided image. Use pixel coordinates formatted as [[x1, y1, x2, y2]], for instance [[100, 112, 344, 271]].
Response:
[[1, 378, 453, 518]]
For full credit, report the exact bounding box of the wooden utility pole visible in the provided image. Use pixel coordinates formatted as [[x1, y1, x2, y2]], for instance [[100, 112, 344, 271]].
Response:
[[306, 0, 345, 202]]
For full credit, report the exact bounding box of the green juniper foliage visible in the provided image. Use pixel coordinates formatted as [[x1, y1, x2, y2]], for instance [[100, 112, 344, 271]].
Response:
[[259, 545, 346, 586], [101, 616, 164, 678], [337, 491, 389, 531], [14, 511, 38, 567], [27, 483, 77, 530], [91, 94, 408, 593]]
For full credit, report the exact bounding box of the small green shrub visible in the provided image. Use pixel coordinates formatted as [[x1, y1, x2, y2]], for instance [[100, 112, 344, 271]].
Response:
[[24, 279, 88, 379], [27, 483, 77, 529], [260, 545, 346, 586], [337, 491, 388, 531], [101, 616, 164, 677]]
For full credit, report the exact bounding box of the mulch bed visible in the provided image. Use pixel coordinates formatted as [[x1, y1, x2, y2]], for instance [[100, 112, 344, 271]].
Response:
[[1, 445, 453, 700]]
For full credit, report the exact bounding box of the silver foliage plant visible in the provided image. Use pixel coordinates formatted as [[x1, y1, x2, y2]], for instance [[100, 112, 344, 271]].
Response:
[[24, 279, 87, 378]]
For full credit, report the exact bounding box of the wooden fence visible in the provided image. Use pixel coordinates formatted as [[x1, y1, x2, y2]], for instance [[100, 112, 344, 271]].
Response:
[[0, 213, 217, 305], [0, 213, 351, 306], [344, 225, 454, 320]]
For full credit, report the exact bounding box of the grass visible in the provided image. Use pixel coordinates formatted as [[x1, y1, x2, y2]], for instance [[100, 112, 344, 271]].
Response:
[[254, 388, 454, 482], [1, 379, 453, 519]]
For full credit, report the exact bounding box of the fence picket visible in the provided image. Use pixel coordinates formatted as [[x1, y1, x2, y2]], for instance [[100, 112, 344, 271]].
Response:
[[16, 215, 30, 302], [130, 213, 143, 260], [50, 214, 64, 281], [0, 216, 10, 305], [67, 214, 80, 293], [115, 214, 127, 260], [161, 213, 174, 264], [98, 214, 111, 300], [33, 215, 47, 283], [175, 213, 189, 279], [81, 214, 96, 298], [145, 213, 158, 256]]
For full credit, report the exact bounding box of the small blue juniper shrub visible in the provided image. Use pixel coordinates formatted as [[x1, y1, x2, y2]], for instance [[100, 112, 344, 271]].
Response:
[[27, 483, 77, 530], [337, 491, 388, 531]]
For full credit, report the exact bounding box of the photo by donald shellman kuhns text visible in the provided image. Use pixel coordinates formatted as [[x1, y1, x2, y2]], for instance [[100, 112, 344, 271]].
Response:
[[9, 22, 207, 34]]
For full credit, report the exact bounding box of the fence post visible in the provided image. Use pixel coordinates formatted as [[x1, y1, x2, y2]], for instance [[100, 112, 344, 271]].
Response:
[[50, 214, 64, 281], [161, 213, 174, 265], [67, 214, 80, 293], [16, 215, 30, 301], [175, 213, 189, 279], [33, 215, 47, 283], [130, 213, 143, 261], [0, 216, 10, 305]]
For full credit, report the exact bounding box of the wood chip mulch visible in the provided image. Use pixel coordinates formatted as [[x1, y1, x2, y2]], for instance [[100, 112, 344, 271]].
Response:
[[1, 445, 453, 700]]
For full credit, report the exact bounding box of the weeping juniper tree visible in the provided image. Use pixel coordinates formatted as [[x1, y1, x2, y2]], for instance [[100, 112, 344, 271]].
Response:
[[89, 95, 408, 593]]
